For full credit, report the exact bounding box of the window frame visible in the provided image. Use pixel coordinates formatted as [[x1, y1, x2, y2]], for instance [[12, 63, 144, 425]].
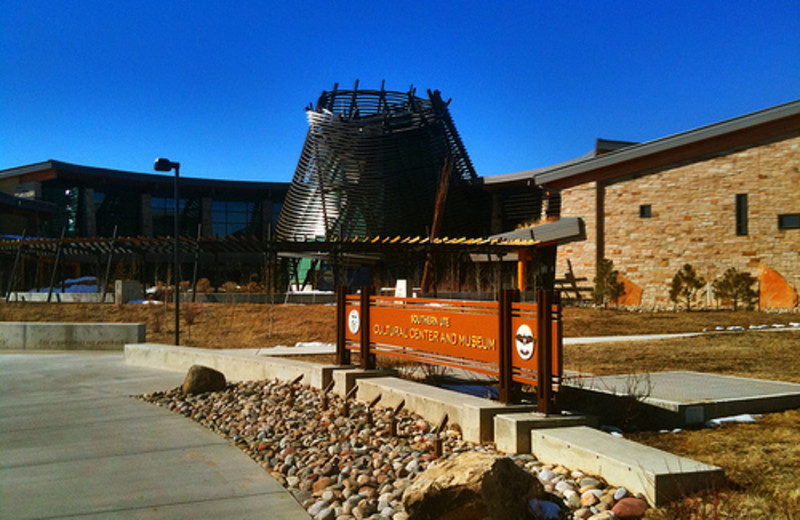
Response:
[[735, 194, 748, 236], [777, 213, 800, 230]]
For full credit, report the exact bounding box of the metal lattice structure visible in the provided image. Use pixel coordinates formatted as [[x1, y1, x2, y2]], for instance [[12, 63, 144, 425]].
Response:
[[276, 82, 481, 241]]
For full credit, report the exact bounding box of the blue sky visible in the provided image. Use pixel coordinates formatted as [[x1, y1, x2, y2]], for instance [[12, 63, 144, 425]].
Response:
[[2, 1, 798, 182]]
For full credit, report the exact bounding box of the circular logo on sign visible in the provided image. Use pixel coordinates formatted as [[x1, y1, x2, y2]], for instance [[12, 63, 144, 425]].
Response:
[[515, 324, 535, 360], [347, 309, 360, 335]]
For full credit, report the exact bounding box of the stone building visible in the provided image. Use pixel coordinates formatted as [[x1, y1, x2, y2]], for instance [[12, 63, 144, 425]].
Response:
[[487, 99, 800, 309]]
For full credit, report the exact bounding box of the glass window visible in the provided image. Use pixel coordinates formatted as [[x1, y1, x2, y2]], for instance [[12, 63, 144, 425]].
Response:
[[735, 194, 748, 236], [151, 197, 190, 237], [639, 204, 651, 218], [778, 213, 800, 230], [210, 200, 260, 236], [94, 189, 139, 237]]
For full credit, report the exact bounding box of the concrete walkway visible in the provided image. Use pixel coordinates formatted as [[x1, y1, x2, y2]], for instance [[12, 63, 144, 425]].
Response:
[[0, 352, 309, 520]]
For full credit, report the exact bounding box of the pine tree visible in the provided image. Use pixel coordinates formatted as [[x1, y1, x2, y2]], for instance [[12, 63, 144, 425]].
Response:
[[593, 258, 626, 309], [713, 267, 757, 310], [669, 264, 706, 311]]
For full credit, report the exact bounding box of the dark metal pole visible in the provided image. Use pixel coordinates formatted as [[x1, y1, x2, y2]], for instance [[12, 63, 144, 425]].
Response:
[[191, 223, 201, 303], [47, 227, 67, 303], [174, 164, 180, 346], [5, 229, 26, 302]]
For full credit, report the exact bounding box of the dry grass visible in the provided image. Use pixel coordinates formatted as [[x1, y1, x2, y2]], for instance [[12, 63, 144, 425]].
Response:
[[565, 331, 800, 383], [562, 307, 799, 337], [564, 330, 800, 519], [631, 409, 800, 519], [2, 301, 799, 516], [0, 301, 337, 349]]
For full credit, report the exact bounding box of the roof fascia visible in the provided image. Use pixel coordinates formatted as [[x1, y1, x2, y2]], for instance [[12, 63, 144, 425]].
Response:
[[534, 100, 800, 190]]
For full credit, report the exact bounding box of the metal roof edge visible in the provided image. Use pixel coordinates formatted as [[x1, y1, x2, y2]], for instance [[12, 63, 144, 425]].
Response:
[[0, 159, 290, 190], [488, 217, 585, 245]]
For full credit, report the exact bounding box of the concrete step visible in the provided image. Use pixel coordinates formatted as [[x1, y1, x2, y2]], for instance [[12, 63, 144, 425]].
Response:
[[354, 376, 535, 443], [530, 426, 724, 506], [493, 412, 597, 454]]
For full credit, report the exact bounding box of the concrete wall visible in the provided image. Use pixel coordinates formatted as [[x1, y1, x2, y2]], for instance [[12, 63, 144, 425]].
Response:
[[558, 133, 800, 308], [0, 322, 146, 351], [125, 343, 338, 389], [7, 292, 114, 303]]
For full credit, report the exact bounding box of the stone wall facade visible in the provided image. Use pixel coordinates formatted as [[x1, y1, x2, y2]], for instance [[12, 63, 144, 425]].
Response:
[[557, 133, 800, 309]]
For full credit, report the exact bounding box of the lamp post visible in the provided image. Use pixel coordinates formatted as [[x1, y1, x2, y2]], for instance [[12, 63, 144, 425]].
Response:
[[154, 158, 181, 346]]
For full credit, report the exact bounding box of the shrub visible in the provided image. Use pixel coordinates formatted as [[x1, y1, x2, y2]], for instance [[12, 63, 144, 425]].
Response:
[[195, 278, 213, 293], [593, 258, 626, 309], [669, 264, 705, 311], [712, 267, 757, 310]]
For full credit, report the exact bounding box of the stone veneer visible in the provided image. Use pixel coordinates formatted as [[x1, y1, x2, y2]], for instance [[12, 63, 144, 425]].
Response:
[[557, 133, 800, 309]]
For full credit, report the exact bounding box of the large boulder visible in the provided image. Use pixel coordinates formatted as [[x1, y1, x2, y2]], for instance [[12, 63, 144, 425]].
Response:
[[182, 365, 226, 394], [402, 451, 545, 520]]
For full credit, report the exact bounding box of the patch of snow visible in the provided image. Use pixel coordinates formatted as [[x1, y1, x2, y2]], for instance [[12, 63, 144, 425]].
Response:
[[295, 341, 336, 349], [705, 414, 760, 427]]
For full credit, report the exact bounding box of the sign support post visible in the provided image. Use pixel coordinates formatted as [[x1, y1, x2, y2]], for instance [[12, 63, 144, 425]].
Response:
[[497, 288, 518, 404], [537, 289, 555, 414], [359, 286, 374, 369], [336, 285, 351, 365]]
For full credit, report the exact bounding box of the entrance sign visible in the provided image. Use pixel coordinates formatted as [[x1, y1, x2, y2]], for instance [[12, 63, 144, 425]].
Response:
[[336, 286, 563, 409]]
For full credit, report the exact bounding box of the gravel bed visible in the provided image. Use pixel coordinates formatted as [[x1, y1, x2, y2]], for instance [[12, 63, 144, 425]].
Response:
[[138, 379, 645, 520]]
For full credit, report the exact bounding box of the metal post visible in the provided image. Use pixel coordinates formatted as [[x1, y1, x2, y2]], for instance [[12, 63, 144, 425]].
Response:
[[174, 164, 180, 346]]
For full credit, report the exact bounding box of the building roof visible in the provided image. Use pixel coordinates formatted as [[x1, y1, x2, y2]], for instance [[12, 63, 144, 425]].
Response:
[[483, 139, 637, 187], [0, 191, 57, 214], [0, 160, 289, 195], [484, 99, 800, 191]]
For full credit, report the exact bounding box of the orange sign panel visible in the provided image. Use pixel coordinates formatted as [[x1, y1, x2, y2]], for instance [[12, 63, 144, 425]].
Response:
[[369, 302, 500, 363]]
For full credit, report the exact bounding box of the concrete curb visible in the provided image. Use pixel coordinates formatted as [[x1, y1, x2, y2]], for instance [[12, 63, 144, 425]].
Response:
[[124, 343, 340, 389], [531, 426, 725, 506]]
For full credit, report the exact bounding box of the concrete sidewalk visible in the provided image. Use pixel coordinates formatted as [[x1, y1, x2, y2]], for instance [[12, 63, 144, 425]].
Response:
[[0, 352, 309, 520]]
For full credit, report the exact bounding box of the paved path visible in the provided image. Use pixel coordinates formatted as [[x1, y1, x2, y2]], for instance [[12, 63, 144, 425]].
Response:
[[0, 352, 309, 520]]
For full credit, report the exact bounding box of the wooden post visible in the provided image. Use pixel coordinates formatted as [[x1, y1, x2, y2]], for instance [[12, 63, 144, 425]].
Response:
[[191, 223, 201, 302], [537, 290, 555, 414], [517, 249, 532, 292], [100, 226, 118, 304], [553, 290, 563, 399], [336, 285, 351, 365], [359, 285, 374, 369], [46, 227, 66, 303], [497, 288, 517, 404], [5, 230, 25, 302]]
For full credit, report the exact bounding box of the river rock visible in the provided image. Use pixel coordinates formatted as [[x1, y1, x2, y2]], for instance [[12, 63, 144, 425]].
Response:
[[402, 452, 544, 520], [611, 497, 648, 519], [181, 365, 226, 394]]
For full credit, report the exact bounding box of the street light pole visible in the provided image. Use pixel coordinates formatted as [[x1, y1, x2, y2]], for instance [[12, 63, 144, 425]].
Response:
[[154, 158, 181, 346]]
